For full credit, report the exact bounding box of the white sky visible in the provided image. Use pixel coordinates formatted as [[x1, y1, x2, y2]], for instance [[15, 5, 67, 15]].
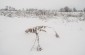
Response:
[[0, 0, 85, 10]]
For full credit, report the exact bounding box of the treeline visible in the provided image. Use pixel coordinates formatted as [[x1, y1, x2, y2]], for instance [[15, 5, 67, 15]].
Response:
[[59, 6, 85, 12], [0, 6, 85, 18], [1, 6, 85, 12]]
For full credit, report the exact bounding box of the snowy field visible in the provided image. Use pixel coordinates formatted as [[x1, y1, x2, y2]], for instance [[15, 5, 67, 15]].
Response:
[[0, 16, 85, 55]]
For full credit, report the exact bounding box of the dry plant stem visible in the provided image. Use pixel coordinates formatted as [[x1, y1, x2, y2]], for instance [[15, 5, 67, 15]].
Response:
[[36, 33, 42, 51], [54, 31, 59, 38], [30, 37, 37, 51], [31, 33, 42, 51]]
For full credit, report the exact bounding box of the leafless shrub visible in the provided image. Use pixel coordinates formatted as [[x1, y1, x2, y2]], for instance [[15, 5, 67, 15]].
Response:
[[25, 26, 59, 51]]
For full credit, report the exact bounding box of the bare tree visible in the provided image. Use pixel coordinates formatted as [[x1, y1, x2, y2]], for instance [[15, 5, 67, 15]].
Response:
[[83, 8, 85, 12], [73, 8, 77, 12], [64, 6, 72, 12], [59, 8, 65, 12]]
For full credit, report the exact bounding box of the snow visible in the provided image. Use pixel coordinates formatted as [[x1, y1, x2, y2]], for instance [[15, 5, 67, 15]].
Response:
[[0, 16, 85, 55]]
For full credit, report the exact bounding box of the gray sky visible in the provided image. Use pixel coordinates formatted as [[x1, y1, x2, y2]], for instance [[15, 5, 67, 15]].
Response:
[[0, 0, 85, 10]]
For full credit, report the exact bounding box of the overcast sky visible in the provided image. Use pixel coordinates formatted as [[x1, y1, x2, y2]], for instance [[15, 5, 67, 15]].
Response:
[[0, 0, 85, 10]]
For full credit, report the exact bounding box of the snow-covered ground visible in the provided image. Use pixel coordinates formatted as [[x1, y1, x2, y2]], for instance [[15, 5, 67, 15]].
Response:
[[0, 16, 85, 55]]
